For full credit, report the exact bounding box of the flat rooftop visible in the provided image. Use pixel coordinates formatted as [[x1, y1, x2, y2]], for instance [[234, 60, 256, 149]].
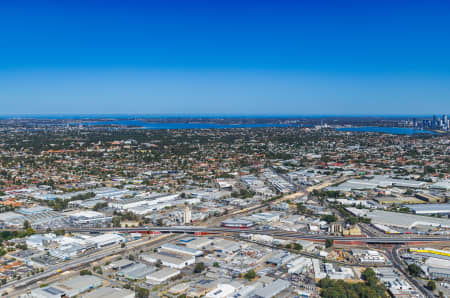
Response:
[[346, 208, 450, 229]]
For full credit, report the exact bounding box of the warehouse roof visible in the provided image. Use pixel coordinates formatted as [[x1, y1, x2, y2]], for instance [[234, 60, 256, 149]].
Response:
[[346, 208, 450, 229], [146, 267, 180, 283], [83, 287, 134, 298], [161, 243, 203, 256], [405, 203, 450, 214]]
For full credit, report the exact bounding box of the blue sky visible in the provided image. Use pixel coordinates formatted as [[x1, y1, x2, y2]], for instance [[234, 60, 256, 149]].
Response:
[[0, 0, 449, 115]]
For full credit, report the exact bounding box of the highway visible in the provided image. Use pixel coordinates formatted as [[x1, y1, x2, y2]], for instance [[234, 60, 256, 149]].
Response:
[[59, 226, 450, 244]]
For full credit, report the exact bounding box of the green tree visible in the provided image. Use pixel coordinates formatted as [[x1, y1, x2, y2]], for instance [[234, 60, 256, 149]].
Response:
[[321, 214, 337, 224], [407, 264, 422, 277], [23, 220, 31, 230], [112, 216, 121, 227], [135, 286, 149, 298], [296, 203, 307, 214], [325, 239, 334, 248], [93, 202, 108, 211], [318, 276, 387, 298], [80, 269, 92, 276], [361, 268, 376, 281], [244, 270, 256, 280], [427, 280, 436, 291], [293, 243, 303, 251], [194, 262, 206, 273]]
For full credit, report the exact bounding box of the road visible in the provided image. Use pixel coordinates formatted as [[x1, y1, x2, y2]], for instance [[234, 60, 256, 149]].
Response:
[[59, 226, 450, 244], [384, 245, 434, 298]]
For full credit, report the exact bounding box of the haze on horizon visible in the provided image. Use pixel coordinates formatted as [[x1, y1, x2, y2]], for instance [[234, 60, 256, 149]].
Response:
[[1, 1, 449, 115]]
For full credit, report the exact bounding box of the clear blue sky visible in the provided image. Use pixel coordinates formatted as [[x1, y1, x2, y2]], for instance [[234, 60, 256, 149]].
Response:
[[1, 0, 449, 115]]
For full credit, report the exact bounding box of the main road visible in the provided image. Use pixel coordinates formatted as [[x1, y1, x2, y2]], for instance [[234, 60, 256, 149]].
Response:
[[384, 245, 434, 297], [61, 226, 450, 244]]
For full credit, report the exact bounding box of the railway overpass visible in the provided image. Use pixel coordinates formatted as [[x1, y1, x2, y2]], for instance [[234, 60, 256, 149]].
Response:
[[61, 226, 450, 244]]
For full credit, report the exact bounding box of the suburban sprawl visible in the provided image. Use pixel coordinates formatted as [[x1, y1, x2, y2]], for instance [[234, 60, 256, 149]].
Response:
[[0, 116, 448, 298]]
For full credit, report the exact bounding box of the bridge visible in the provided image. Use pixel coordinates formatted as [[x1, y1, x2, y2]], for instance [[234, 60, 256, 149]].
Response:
[[60, 226, 450, 244]]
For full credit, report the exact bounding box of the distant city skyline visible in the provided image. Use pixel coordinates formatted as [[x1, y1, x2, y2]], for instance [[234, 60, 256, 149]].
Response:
[[1, 1, 449, 114]]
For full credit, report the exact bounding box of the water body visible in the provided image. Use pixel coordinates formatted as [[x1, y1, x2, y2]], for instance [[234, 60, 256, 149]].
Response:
[[336, 126, 436, 135], [79, 120, 300, 129]]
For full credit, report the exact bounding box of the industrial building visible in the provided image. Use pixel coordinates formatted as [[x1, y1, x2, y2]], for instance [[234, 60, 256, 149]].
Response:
[[326, 175, 427, 192], [178, 237, 213, 250], [82, 287, 134, 298], [251, 279, 291, 298], [68, 211, 112, 227], [0, 211, 25, 227], [221, 218, 254, 228], [251, 212, 280, 223], [88, 233, 125, 248], [118, 263, 155, 280], [31, 275, 103, 298], [415, 192, 445, 203], [108, 259, 135, 270], [346, 208, 450, 229], [141, 251, 195, 269], [146, 267, 180, 284], [405, 203, 450, 215], [205, 283, 236, 298], [160, 243, 203, 256]]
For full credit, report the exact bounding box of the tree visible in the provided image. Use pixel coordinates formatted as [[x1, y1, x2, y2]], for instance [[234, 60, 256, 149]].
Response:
[[54, 229, 65, 236], [23, 220, 31, 230], [112, 216, 121, 227], [193, 262, 206, 273], [293, 243, 303, 251], [93, 202, 108, 211], [94, 266, 103, 275], [213, 262, 220, 267], [244, 270, 256, 281], [135, 286, 149, 298], [325, 239, 334, 248], [427, 280, 436, 291], [296, 203, 307, 214], [80, 269, 92, 276], [16, 243, 27, 250], [407, 264, 422, 277], [156, 259, 163, 268], [318, 276, 387, 298], [321, 214, 337, 224], [362, 268, 379, 288], [361, 268, 376, 281]]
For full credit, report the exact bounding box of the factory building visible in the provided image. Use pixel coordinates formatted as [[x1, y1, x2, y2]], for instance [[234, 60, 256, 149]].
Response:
[[82, 287, 134, 298], [31, 275, 102, 298], [146, 267, 180, 285], [141, 251, 195, 269], [160, 243, 203, 257], [221, 218, 254, 228], [89, 233, 125, 248], [404, 203, 450, 215]]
